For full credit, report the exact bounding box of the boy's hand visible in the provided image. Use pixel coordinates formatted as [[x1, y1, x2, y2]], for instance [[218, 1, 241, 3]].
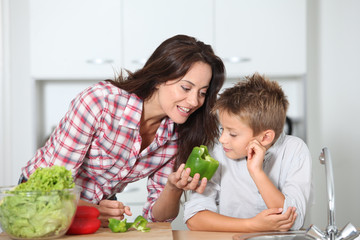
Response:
[[167, 163, 207, 194], [251, 207, 297, 232], [246, 139, 266, 176]]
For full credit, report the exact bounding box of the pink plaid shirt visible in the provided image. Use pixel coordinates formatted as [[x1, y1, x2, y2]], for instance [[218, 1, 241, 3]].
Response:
[[22, 81, 178, 221]]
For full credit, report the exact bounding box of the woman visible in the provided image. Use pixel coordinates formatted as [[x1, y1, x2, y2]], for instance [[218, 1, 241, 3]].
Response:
[[20, 35, 225, 225]]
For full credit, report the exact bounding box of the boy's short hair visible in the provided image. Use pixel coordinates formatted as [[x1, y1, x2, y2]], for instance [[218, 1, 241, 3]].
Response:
[[212, 73, 289, 142]]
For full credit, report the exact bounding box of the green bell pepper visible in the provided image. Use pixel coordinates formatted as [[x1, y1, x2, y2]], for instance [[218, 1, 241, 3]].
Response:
[[184, 145, 219, 180], [108, 215, 150, 233]]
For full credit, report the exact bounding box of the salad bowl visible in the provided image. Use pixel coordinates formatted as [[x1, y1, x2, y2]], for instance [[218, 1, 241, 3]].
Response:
[[0, 185, 81, 239]]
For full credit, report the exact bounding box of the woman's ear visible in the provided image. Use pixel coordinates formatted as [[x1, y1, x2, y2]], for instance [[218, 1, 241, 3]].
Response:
[[260, 129, 275, 147]]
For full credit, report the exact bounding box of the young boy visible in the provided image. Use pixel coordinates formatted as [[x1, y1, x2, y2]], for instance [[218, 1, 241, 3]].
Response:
[[184, 73, 312, 232]]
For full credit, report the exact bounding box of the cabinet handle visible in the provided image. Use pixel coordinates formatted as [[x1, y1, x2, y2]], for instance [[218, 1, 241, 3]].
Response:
[[86, 59, 114, 64], [131, 59, 147, 65], [223, 57, 251, 63]]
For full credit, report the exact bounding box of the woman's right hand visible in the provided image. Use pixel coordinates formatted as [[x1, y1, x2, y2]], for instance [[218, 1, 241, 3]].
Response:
[[167, 163, 208, 194], [78, 199, 132, 227], [250, 207, 297, 232]]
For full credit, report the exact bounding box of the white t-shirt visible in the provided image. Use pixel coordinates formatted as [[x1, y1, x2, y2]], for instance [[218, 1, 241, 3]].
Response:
[[183, 133, 313, 230]]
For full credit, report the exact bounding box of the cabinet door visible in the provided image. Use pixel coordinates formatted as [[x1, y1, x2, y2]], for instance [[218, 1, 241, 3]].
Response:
[[122, 0, 214, 72], [215, 0, 306, 77], [30, 0, 122, 79]]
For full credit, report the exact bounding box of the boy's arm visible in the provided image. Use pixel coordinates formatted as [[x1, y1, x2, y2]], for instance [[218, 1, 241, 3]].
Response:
[[250, 170, 285, 208], [186, 207, 297, 232], [246, 139, 285, 208], [248, 136, 312, 230], [279, 142, 312, 230]]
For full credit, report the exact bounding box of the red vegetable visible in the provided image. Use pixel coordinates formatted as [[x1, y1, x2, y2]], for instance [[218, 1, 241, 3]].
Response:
[[66, 206, 101, 235], [74, 206, 100, 219]]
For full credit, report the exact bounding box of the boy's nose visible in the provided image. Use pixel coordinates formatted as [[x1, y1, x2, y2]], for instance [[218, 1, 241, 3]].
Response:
[[219, 132, 226, 144]]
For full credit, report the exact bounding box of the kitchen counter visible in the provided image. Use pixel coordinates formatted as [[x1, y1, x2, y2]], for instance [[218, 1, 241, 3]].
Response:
[[0, 223, 245, 240], [173, 229, 238, 239]]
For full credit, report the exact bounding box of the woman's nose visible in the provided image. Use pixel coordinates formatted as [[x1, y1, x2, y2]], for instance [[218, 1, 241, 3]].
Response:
[[186, 92, 200, 107]]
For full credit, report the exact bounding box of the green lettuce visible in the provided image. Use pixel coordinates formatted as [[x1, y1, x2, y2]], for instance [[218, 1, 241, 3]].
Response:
[[0, 166, 78, 238]]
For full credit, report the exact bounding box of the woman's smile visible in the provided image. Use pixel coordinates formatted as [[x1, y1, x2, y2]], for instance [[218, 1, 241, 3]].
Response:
[[177, 106, 191, 115]]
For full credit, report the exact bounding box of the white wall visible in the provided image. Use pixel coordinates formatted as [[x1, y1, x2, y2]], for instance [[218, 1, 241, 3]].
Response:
[[307, 0, 360, 230], [0, 0, 12, 186], [1, 0, 34, 185]]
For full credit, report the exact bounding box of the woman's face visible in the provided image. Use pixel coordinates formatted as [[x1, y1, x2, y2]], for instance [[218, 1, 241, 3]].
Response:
[[157, 61, 212, 124]]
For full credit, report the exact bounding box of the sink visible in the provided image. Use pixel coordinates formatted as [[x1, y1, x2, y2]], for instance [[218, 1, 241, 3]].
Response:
[[233, 231, 311, 240]]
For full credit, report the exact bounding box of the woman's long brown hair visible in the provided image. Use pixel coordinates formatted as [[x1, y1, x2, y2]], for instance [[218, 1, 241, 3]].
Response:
[[108, 34, 225, 170]]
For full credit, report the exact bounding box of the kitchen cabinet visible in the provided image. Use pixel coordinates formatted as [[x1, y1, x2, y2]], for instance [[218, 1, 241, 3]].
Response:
[[30, 0, 306, 78], [122, 0, 214, 72], [214, 0, 306, 77], [30, 0, 123, 79], [30, 0, 214, 79]]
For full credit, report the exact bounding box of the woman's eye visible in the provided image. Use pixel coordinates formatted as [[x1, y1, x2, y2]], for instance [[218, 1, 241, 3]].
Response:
[[181, 86, 190, 91], [199, 91, 207, 97], [230, 133, 237, 137]]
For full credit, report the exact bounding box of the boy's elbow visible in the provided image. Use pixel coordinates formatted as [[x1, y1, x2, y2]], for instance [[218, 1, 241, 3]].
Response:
[[186, 222, 194, 230], [186, 217, 201, 231]]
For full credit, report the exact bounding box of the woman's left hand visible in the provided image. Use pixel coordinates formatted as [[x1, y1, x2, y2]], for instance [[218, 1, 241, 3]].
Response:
[[167, 163, 207, 193]]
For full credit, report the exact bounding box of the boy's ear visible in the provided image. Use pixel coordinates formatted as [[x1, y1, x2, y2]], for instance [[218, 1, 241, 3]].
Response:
[[260, 129, 275, 146]]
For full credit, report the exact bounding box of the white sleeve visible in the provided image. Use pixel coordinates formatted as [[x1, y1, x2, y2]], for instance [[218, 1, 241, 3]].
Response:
[[183, 156, 222, 224], [282, 142, 312, 230]]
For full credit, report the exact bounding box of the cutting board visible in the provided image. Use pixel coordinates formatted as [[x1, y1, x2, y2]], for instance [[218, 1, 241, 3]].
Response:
[[0, 222, 173, 240]]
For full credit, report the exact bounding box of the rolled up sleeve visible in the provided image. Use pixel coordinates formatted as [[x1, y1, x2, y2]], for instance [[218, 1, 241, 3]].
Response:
[[143, 158, 175, 222], [282, 150, 312, 230]]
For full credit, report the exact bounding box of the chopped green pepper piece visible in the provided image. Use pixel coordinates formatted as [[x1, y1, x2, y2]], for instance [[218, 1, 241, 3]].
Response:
[[184, 145, 219, 180], [131, 215, 151, 232], [108, 218, 132, 233], [108, 215, 150, 233]]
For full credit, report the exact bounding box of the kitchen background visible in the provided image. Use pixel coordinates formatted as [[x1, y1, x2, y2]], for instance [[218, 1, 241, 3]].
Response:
[[0, 0, 359, 231]]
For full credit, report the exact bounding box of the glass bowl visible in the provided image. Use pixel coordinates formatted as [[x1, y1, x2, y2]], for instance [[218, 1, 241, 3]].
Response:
[[0, 185, 81, 239]]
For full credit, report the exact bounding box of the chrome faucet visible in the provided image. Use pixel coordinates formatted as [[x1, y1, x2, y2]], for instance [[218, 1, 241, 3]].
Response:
[[306, 147, 359, 240]]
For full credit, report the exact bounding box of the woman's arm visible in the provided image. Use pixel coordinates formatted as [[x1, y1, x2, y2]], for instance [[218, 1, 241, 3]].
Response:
[[22, 85, 104, 178], [151, 164, 207, 221], [187, 207, 297, 232]]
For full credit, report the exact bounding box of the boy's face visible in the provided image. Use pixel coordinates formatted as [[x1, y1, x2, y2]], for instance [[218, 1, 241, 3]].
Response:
[[218, 111, 260, 160]]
